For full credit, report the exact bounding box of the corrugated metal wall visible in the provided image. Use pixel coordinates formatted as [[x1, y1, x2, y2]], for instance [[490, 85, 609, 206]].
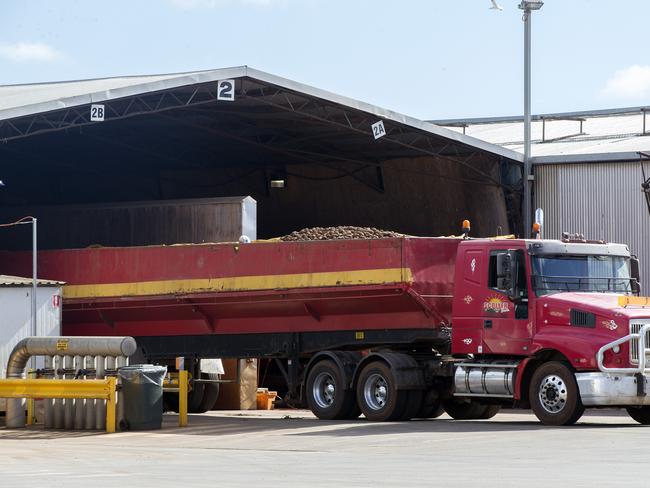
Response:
[[535, 162, 650, 293], [0, 285, 62, 410]]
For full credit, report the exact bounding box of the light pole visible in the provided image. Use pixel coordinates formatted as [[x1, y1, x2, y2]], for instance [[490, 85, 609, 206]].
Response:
[[1, 216, 38, 366], [519, 0, 543, 237]]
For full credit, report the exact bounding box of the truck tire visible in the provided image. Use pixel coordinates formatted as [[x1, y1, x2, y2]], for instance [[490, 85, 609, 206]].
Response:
[[356, 361, 408, 421], [443, 399, 495, 420], [306, 360, 357, 420], [626, 407, 650, 425], [529, 361, 584, 426]]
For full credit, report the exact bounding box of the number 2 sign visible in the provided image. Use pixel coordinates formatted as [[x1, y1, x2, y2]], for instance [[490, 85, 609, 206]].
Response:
[[217, 79, 235, 101]]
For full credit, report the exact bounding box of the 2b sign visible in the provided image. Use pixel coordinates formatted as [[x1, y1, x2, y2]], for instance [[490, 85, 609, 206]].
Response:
[[90, 104, 105, 121], [217, 79, 235, 101]]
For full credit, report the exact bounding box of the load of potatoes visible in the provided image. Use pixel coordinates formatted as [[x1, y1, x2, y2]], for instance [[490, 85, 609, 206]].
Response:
[[280, 226, 403, 241]]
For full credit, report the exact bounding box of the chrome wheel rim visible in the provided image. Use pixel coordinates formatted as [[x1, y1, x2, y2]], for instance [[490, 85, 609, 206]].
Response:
[[363, 373, 389, 411], [312, 372, 336, 409], [538, 374, 568, 414]]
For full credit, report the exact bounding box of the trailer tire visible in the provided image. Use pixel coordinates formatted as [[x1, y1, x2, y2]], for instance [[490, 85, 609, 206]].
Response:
[[415, 389, 444, 419], [529, 361, 584, 426], [626, 407, 650, 425], [356, 361, 408, 421], [164, 374, 206, 414], [306, 360, 356, 420], [399, 390, 423, 421], [196, 373, 220, 413]]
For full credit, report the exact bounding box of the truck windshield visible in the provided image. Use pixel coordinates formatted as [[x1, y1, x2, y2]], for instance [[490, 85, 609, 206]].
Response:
[[531, 255, 632, 296]]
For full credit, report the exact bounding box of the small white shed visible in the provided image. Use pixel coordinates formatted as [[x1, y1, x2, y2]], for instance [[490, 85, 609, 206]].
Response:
[[0, 275, 63, 381]]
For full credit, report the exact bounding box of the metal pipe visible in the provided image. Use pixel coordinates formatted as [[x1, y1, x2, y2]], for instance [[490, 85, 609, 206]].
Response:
[[63, 355, 74, 429], [52, 355, 64, 429], [31, 217, 37, 373], [44, 355, 54, 429], [84, 355, 96, 430], [116, 356, 127, 429], [95, 355, 106, 430], [73, 355, 84, 429], [5, 336, 136, 429]]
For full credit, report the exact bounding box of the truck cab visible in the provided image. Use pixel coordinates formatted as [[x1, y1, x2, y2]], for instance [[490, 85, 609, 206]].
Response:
[[451, 237, 650, 425]]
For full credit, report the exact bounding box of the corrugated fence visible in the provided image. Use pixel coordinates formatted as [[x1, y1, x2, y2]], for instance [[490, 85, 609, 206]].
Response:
[[535, 161, 650, 293]]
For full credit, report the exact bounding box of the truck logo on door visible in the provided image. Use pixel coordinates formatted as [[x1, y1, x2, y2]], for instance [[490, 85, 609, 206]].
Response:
[[462, 338, 473, 345], [483, 296, 510, 314]]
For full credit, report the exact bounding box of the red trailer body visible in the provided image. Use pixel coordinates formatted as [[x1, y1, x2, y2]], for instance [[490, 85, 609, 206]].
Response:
[[0, 237, 459, 338]]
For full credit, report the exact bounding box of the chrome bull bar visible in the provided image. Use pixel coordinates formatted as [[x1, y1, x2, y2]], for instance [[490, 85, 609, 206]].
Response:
[[597, 324, 650, 374]]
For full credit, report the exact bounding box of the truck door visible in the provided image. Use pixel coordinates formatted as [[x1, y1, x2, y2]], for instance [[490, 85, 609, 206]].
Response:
[[481, 249, 532, 355], [451, 246, 488, 355]]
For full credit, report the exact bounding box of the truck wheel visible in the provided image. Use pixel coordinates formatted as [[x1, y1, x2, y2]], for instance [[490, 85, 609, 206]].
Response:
[[306, 360, 356, 420], [443, 399, 493, 420], [356, 361, 408, 421], [478, 404, 501, 419], [529, 362, 584, 426], [626, 407, 650, 425]]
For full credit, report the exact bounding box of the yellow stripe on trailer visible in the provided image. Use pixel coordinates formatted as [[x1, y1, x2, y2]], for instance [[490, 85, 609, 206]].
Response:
[[63, 267, 413, 300]]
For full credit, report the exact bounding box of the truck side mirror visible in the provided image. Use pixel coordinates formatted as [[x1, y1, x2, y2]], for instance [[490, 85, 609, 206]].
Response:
[[631, 256, 641, 295], [496, 251, 520, 302]]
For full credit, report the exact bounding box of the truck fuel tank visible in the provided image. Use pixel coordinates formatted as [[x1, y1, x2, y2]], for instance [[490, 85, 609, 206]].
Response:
[[454, 362, 519, 398]]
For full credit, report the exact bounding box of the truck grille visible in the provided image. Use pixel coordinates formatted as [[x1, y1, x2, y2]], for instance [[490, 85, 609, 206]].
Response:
[[630, 321, 650, 363]]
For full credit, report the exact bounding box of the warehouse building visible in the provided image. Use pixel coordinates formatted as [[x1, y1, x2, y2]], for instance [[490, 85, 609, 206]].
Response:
[[0, 66, 523, 251], [435, 107, 650, 292]]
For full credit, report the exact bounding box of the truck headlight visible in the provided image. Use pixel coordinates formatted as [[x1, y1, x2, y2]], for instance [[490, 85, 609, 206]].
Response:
[[612, 345, 621, 354]]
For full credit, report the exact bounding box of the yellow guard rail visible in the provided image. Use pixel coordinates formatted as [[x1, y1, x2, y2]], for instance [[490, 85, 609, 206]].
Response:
[[0, 378, 117, 433]]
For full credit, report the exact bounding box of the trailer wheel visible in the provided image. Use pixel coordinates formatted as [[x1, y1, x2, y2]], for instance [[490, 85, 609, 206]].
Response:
[[306, 360, 356, 420], [196, 373, 220, 413], [399, 390, 423, 421], [356, 361, 408, 421], [529, 361, 584, 426], [626, 407, 650, 425], [443, 399, 495, 420], [415, 389, 444, 419], [163, 374, 206, 414]]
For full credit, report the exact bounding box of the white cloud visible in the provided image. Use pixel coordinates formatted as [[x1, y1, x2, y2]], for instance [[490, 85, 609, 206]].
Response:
[[169, 0, 287, 9], [602, 65, 650, 99], [0, 42, 64, 62]]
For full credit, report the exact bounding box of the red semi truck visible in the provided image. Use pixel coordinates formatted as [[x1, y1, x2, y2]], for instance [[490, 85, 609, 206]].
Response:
[[3, 232, 650, 425]]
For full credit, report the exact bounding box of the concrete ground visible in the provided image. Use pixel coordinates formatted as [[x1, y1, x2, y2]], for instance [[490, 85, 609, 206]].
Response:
[[0, 409, 647, 487]]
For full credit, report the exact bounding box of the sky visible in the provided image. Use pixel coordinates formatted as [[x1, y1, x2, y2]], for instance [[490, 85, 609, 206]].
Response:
[[2, 0, 650, 120]]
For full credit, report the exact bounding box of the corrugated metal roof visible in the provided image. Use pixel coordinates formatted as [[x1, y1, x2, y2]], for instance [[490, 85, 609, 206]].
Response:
[[0, 275, 64, 287], [0, 66, 523, 164], [432, 107, 650, 163]]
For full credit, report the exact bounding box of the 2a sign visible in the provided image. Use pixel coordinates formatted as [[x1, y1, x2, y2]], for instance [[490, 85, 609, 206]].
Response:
[[371, 120, 386, 140], [217, 79, 236, 101]]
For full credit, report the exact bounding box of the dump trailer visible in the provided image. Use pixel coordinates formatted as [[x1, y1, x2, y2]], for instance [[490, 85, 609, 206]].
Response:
[[3, 234, 650, 425]]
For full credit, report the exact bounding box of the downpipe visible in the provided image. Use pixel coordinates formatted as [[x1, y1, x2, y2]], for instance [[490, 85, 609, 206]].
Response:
[[5, 336, 137, 429]]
